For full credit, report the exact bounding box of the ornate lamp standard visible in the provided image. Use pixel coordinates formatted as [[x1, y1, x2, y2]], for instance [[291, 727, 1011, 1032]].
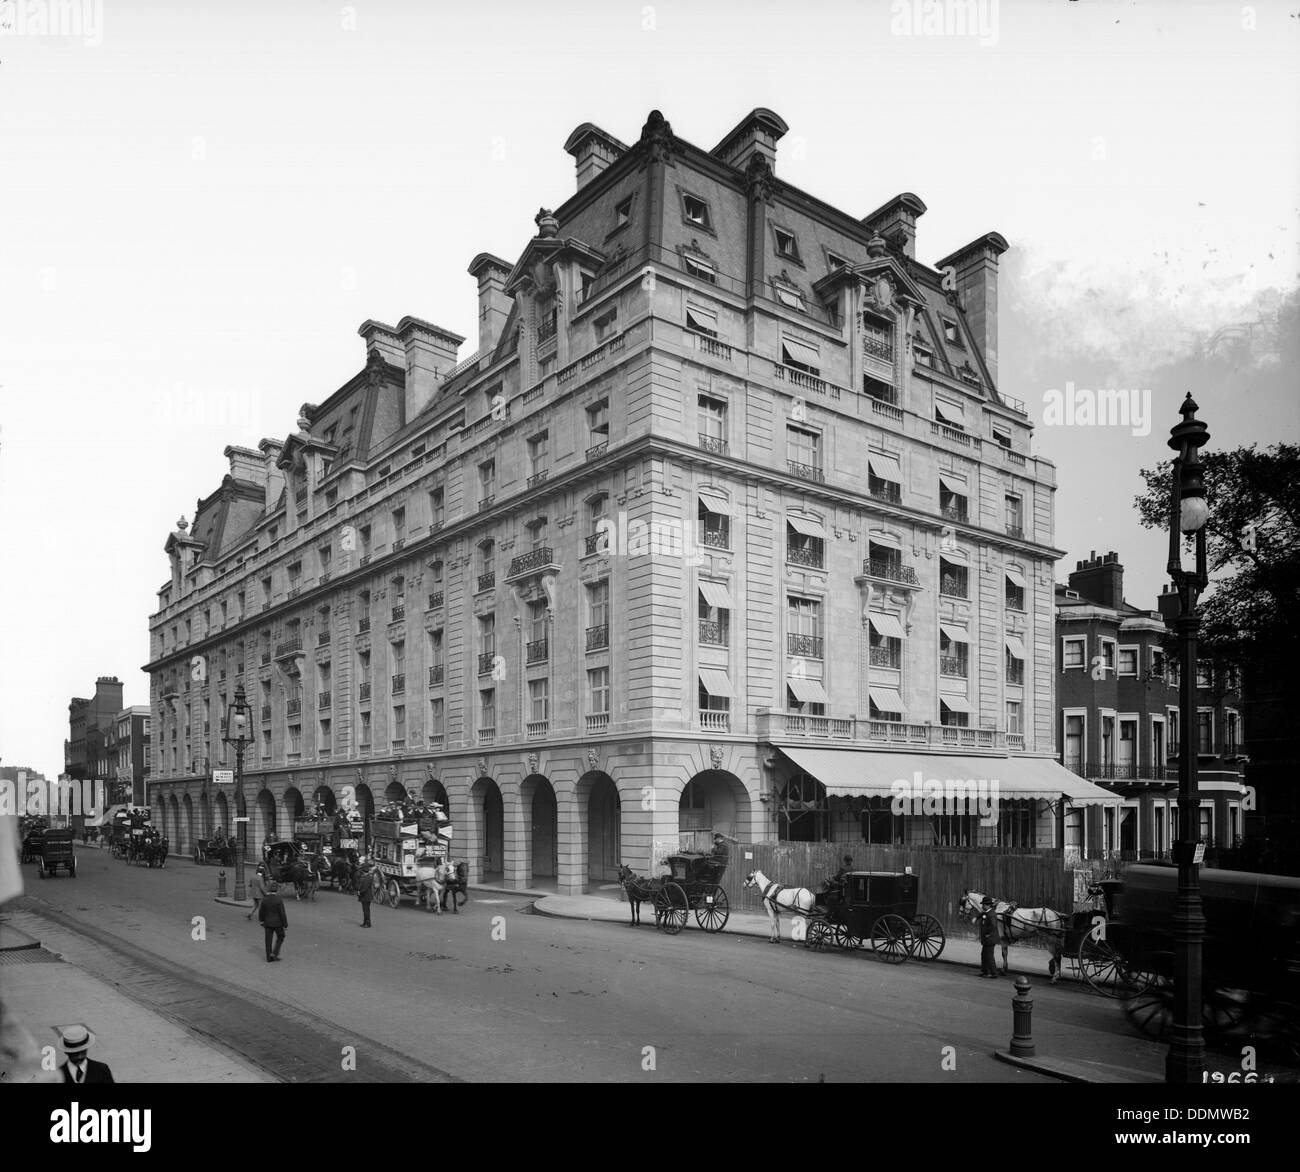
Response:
[[1165, 392, 1210, 1084], [222, 684, 254, 903]]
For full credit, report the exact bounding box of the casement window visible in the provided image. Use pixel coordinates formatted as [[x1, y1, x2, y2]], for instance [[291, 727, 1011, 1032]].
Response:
[[1100, 640, 1116, 673], [587, 494, 609, 541], [863, 375, 896, 405], [938, 699, 970, 729], [1118, 647, 1138, 676], [914, 343, 934, 368], [942, 318, 962, 346], [1005, 567, 1026, 611], [392, 507, 406, 544], [615, 197, 632, 229], [392, 706, 405, 740], [1198, 709, 1214, 754], [588, 667, 611, 714], [1197, 660, 1213, 688], [1224, 709, 1241, 754], [698, 491, 732, 549], [862, 314, 893, 362], [1150, 649, 1166, 680], [529, 678, 549, 723], [787, 425, 821, 471], [1005, 495, 1024, 537], [430, 487, 445, 528], [939, 626, 969, 678], [479, 614, 496, 659], [1167, 708, 1179, 755], [867, 451, 903, 502], [429, 699, 444, 737], [993, 425, 1012, 449], [774, 284, 806, 311], [786, 516, 827, 569], [939, 557, 968, 599], [1063, 713, 1085, 769], [868, 614, 903, 670], [588, 579, 610, 632], [787, 596, 823, 659], [478, 540, 495, 582], [698, 581, 731, 647], [939, 476, 968, 523], [1005, 701, 1023, 736], [774, 227, 800, 260], [578, 270, 596, 305], [1062, 638, 1086, 670], [479, 689, 496, 730], [528, 432, 549, 478], [682, 193, 711, 229], [683, 254, 716, 284], [587, 399, 610, 447], [478, 460, 496, 502], [698, 395, 726, 448], [1004, 636, 1025, 686]]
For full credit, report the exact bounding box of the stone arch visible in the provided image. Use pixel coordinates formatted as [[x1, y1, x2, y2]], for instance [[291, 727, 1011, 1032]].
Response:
[[384, 781, 407, 806], [679, 770, 750, 839], [312, 785, 336, 815], [283, 787, 305, 829], [213, 791, 230, 839], [577, 770, 621, 885], [167, 793, 181, 848], [469, 775, 504, 884], [182, 793, 195, 855], [254, 788, 277, 856], [421, 779, 449, 807], [520, 774, 557, 884]]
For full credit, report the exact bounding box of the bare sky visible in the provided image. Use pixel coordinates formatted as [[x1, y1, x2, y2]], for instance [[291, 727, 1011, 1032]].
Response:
[[1, 0, 1296, 778]]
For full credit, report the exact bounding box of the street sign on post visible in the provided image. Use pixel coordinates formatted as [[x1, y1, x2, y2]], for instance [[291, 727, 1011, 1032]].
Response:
[[213, 770, 234, 785]]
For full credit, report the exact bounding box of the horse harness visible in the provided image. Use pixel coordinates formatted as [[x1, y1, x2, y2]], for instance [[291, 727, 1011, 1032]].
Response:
[[761, 880, 789, 911]]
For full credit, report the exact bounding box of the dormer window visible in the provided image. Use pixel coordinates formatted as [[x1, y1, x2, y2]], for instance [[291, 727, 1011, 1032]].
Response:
[[615, 197, 632, 228], [914, 343, 934, 368], [827, 252, 849, 271], [682, 193, 711, 229], [774, 227, 800, 261], [683, 254, 716, 285], [774, 284, 806, 311], [942, 318, 962, 346], [578, 270, 596, 304]]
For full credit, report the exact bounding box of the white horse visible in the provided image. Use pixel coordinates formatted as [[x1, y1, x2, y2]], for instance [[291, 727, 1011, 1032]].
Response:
[[416, 861, 455, 914], [744, 870, 819, 944], [958, 890, 1067, 981]]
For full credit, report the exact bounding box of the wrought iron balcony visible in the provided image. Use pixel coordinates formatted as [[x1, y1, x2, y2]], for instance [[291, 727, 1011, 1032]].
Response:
[[701, 526, 729, 549], [863, 336, 893, 363], [698, 434, 728, 455], [863, 377, 897, 404], [526, 638, 549, 664], [787, 460, 825, 483], [318, 631, 331, 646], [318, 691, 331, 709], [941, 503, 968, 523], [429, 664, 444, 686], [584, 532, 610, 555], [586, 442, 608, 461], [274, 637, 303, 659], [508, 547, 555, 578], [391, 673, 405, 694], [287, 587, 301, 600], [868, 480, 902, 504], [786, 544, 824, 569], [359, 682, 371, 702], [358, 617, 371, 634], [787, 632, 823, 658], [527, 470, 549, 488], [863, 557, 918, 586], [869, 645, 900, 669], [360, 554, 371, 566], [260, 652, 272, 665], [940, 655, 967, 678], [287, 697, 302, 716], [393, 537, 405, 551], [940, 575, 968, 599], [319, 571, 331, 585], [537, 312, 557, 342], [1006, 590, 1025, 611], [586, 625, 609, 651], [478, 652, 496, 676], [698, 619, 728, 646], [1006, 663, 1025, 686], [479, 496, 495, 511], [1006, 524, 1024, 539], [427, 590, 444, 610], [261, 705, 272, 722], [391, 605, 405, 622]]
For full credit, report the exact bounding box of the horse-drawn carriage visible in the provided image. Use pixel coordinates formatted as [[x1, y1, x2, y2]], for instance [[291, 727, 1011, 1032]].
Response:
[[262, 840, 320, 901], [19, 817, 49, 865], [618, 851, 731, 935], [26, 826, 77, 878], [193, 835, 236, 866], [368, 817, 462, 911], [801, 870, 945, 962], [128, 825, 168, 867]]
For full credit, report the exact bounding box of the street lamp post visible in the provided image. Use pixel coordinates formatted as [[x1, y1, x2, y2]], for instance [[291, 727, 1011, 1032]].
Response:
[[222, 684, 254, 903], [1165, 392, 1210, 1084]]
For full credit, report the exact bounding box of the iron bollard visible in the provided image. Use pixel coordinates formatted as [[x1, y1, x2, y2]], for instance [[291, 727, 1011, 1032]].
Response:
[[1010, 976, 1035, 1057], [217, 869, 228, 899]]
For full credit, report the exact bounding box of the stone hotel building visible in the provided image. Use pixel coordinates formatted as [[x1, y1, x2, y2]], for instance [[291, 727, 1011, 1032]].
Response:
[[145, 109, 1113, 892]]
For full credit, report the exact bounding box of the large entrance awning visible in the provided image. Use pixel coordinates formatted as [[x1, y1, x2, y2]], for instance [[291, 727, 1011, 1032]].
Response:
[[776, 746, 1121, 806]]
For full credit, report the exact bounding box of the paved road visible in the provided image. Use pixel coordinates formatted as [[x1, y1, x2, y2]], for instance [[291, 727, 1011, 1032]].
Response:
[[7, 848, 1155, 1082]]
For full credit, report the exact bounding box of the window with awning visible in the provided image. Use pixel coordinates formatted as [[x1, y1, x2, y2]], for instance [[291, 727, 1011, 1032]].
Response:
[[935, 399, 966, 428], [1006, 566, 1027, 588], [868, 686, 906, 714], [781, 336, 821, 372], [939, 474, 967, 496], [697, 488, 735, 516], [868, 612, 907, 640], [698, 581, 733, 610], [787, 677, 829, 705], [868, 452, 903, 483], [1005, 633, 1027, 659], [940, 695, 972, 713], [940, 624, 970, 643], [686, 303, 719, 337], [698, 669, 734, 698], [786, 515, 827, 539]]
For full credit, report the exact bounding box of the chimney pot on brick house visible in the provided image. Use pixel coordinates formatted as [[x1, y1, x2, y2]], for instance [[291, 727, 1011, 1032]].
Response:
[[468, 253, 514, 359], [711, 108, 789, 173], [563, 123, 629, 190], [1068, 551, 1125, 609], [936, 231, 1010, 390]]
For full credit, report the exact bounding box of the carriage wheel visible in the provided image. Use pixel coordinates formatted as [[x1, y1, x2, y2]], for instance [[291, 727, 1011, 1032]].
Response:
[[807, 919, 833, 952], [387, 879, 402, 908], [694, 885, 729, 933], [870, 914, 912, 963], [655, 883, 688, 934], [834, 923, 857, 951], [909, 914, 946, 961], [1077, 935, 1150, 998]]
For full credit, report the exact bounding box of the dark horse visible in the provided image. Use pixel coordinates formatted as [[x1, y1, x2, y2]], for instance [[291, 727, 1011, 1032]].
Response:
[[616, 864, 663, 927], [438, 860, 469, 912], [322, 849, 360, 893]]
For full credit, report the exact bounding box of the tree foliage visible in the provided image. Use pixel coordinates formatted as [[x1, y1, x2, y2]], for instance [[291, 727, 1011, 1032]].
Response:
[[1135, 443, 1300, 664]]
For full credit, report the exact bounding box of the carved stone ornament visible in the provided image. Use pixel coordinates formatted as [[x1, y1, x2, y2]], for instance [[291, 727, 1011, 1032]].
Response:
[[745, 151, 774, 203], [587, 748, 599, 772], [709, 745, 724, 771], [388, 765, 397, 781], [527, 753, 539, 777], [640, 109, 675, 165], [425, 763, 437, 781], [477, 758, 488, 779]]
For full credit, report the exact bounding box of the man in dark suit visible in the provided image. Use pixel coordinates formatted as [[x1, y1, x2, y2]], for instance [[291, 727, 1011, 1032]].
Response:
[[58, 1025, 114, 1083], [258, 880, 288, 961], [357, 863, 376, 927]]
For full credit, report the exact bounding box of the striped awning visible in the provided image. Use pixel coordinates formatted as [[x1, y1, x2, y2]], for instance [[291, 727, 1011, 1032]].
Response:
[[935, 399, 966, 426], [686, 303, 718, 330], [868, 452, 903, 483], [787, 515, 827, 539], [698, 488, 735, 516], [868, 612, 907, 640], [787, 677, 829, 704], [1005, 634, 1027, 659], [698, 581, 733, 609], [782, 336, 820, 368], [868, 686, 906, 713], [1006, 566, 1027, 588], [939, 695, 973, 713], [940, 623, 970, 643], [939, 473, 967, 495], [699, 669, 734, 698]]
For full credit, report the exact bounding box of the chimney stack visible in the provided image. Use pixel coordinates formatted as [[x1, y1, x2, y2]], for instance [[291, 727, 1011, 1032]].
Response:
[[711, 108, 789, 173], [467, 253, 514, 359], [356, 319, 406, 367], [563, 123, 628, 190], [224, 445, 266, 486], [861, 193, 928, 260], [1068, 550, 1125, 609], [395, 316, 465, 422], [258, 439, 285, 511], [935, 232, 1010, 389]]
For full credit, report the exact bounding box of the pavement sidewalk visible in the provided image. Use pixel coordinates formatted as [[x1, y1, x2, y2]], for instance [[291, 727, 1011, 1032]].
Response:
[[0, 916, 272, 1083]]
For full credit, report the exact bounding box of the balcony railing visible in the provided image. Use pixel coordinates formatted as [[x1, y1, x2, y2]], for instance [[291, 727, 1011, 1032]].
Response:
[[863, 558, 918, 586], [477, 572, 496, 592], [940, 575, 968, 599], [774, 364, 841, 400], [940, 656, 967, 678], [287, 586, 301, 600], [478, 726, 496, 744], [391, 673, 405, 694], [584, 532, 610, 555], [391, 605, 405, 622], [941, 503, 968, 524], [537, 312, 557, 342], [931, 421, 973, 447], [1006, 591, 1025, 611], [275, 637, 303, 659], [527, 470, 549, 488], [690, 332, 733, 362], [701, 527, 729, 549], [586, 625, 609, 651], [871, 399, 904, 423], [868, 480, 902, 504], [586, 712, 610, 733], [318, 631, 331, 646], [393, 538, 406, 552], [358, 617, 371, 634], [526, 638, 549, 664], [359, 682, 371, 702], [428, 664, 444, 686], [508, 547, 554, 578], [318, 691, 331, 709], [586, 442, 609, 461], [787, 632, 823, 658], [1006, 524, 1024, 539], [319, 570, 331, 585], [698, 434, 728, 455], [1006, 664, 1025, 686], [287, 697, 302, 716], [527, 719, 549, 740], [698, 619, 728, 646], [1070, 762, 1180, 782], [478, 652, 496, 676], [479, 496, 495, 511], [360, 553, 372, 566], [863, 336, 894, 363], [699, 709, 731, 733], [427, 590, 444, 610], [868, 645, 900, 669], [787, 460, 825, 483], [786, 544, 824, 569], [428, 732, 444, 750], [261, 705, 271, 722], [757, 711, 1016, 751]]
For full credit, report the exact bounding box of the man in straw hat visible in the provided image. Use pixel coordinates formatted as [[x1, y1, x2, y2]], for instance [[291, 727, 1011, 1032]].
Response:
[[58, 1025, 115, 1083]]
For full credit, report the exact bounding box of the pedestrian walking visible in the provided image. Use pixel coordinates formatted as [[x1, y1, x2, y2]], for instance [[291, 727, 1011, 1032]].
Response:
[[247, 864, 269, 920], [357, 863, 376, 927], [258, 880, 288, 961], [57, 1025, 115, 1084], [979, 896, 1000, 977]]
